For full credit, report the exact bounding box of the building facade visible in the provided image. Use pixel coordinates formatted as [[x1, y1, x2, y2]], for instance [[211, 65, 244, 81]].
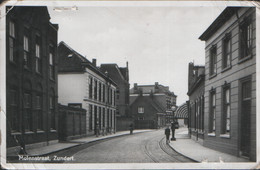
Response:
[[130, 82, 177, 129], [100, 63, 131, 131], [6, 6, 59, 150], [187, 62, 205, 143], [199, 7, 256, 161], [58, 41, 117, 136]]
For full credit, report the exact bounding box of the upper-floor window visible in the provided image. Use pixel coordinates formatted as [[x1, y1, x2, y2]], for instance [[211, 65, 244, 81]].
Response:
[[99, 82, 102, 101], [23, 30, 30, 69], [35, 35, 41, 73], [89, 77, 93, 99], [209, 89, 216, 134], [103, 84, 106, 102], [9, 21, 16, 62], [138, 106, 144, 114], [49, 45, 55, 80], [94, 79, 97, 100], [239, 17, 253, 60], [209, 45, 217, 76], [222, 34, 231, 69]]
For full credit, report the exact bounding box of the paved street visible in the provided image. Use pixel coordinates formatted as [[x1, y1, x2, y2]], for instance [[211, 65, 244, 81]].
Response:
[[67, 129, 194, 163]]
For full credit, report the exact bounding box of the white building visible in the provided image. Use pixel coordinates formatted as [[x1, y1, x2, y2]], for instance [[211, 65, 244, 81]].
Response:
[[58, 41, 117, 135]]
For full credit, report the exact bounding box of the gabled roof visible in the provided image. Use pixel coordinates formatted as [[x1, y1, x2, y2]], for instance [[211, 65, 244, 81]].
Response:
[[130, 95, 165, 113], [100, 64, 128, 83], [58, 41, 117, 86]]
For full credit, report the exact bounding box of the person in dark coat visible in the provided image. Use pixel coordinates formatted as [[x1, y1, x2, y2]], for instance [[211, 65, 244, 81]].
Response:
[[171, 119, 179, 141], [129, 123, 134, 135], [165, 126, 171, 144]]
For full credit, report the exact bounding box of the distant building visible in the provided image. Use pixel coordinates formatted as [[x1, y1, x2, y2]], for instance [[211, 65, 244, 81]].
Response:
[[199, 7, 256, 161], [187, 62, 205, 143], [130, 82, 177, 129], [100, 63, 130, 131], [58, 41, 117, 136], [6, 6, 59, 152]]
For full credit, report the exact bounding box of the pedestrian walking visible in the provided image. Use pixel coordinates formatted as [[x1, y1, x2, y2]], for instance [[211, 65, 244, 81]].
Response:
[[129, 123, 134, 135], [171, 119, 179, 141], [165, 126, 171, 144]]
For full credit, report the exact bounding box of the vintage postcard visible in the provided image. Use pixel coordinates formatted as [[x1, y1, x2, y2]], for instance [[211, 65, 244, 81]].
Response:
[[0, 0, 259, 169]]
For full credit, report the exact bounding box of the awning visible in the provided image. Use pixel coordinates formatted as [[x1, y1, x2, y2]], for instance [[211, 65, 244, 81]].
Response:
[[174, 103, 188, 119]]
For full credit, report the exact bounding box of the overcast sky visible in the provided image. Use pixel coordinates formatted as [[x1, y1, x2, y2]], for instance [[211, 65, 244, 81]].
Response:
[[48, 4, 226, 106]]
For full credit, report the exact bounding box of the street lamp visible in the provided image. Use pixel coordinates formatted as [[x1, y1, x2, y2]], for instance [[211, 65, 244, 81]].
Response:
[[171, 106, 176, 121]]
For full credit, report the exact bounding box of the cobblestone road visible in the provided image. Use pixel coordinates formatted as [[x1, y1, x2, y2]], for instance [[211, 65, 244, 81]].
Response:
[[68, 129, 194, 163]]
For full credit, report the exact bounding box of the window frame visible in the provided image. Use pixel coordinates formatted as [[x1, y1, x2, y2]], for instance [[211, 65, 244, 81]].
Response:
[[9, 20, 16, 63], [222, 33, 232, 71], [208, 88, 216, 135], [221, 83, 231, 137], [35, 34, 42, 74], [138, 106, 144, 114], [209, 45, 217, 78], [238, 16, 253, 63]]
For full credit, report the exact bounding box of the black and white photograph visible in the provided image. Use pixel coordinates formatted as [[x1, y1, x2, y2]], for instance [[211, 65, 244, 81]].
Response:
[[0, 0, 259, 169]]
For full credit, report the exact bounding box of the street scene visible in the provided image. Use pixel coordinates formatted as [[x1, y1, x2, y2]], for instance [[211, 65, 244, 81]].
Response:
[[1, 1, 259, 169]]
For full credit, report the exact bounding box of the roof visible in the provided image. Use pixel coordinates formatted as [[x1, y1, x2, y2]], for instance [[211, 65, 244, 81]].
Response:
[[174, 103, 188, 119], [58, 41, 117, 86], [199, 7, 240, 41], [130, 83, 176, 96], [100, 64, 128, 83]]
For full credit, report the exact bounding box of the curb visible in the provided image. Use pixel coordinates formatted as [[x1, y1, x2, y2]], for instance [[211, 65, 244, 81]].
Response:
[[167, 142, 199, 163]]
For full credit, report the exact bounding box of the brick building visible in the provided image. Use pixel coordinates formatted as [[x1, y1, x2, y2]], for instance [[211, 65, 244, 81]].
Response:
[[187, 62, 205, 143], [58, 41, 117, 136], [199, 7, 256, 161], [6, 6, 59, 151], [100, 63, 130, 131], [130, 82, 177, 129]]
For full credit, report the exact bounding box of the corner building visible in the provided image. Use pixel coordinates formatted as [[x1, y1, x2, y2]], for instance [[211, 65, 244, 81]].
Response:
[[58, 41, 117, 136], [199, 7, 256, 161], [6, 6, 59, 149]]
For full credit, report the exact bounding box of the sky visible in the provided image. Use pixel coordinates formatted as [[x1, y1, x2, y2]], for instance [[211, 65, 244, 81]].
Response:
[[48, 4, 226, 106]]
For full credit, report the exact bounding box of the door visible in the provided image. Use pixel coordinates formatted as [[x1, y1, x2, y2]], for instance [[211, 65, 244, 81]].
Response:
[[240, 79, 251, 157]]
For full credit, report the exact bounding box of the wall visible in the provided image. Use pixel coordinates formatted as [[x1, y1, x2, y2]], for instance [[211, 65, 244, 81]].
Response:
[[58, 105, 87, 141], [203, 8, 256, 161]]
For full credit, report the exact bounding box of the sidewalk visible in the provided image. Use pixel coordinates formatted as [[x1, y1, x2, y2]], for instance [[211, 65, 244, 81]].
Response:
[[168, 128, 249, 163], [7, 129, 153, 157]]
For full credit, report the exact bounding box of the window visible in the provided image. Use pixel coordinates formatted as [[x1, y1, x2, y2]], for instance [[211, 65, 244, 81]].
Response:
[[99, 107, 102, 129], [222, 34, 231, 69], [10, 89, 19, 132], [138, 107, 144, 114], [23, 34, 30, 68], [209, 89, 216, 134], [50, 92, 55, 130], [209, 45, 217, 76], [89, 77, 93, 99], [49, 45, 55, 79], [94, 80, 97, 100], [35, 35, 41, 73], [239, 17, 253, 60], [24, 93, 32, 131], [103, 84, 106, 102], [103, 108, 105, 127], [89, 105, 93, 130], [99, 82, 102, 101], [9, 21, 16, 62], [222, 85, 230, 135], [36, 95, 43, 130]]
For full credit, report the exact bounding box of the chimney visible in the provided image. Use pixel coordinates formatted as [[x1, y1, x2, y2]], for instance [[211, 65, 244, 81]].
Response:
[[155, 82, 159, 93], [134, 83, 138, 93], [126, 61, 128, 68], [92, 58, 96, 66]]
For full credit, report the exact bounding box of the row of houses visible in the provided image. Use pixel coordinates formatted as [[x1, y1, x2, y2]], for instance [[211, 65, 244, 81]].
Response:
[[187, 7, 256, 161], [6, 6, 131, 154]]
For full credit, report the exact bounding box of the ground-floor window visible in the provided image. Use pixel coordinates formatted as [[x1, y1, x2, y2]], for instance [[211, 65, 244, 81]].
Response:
[[209, 89, 216, 134]]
